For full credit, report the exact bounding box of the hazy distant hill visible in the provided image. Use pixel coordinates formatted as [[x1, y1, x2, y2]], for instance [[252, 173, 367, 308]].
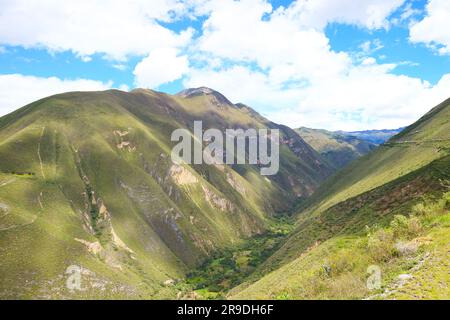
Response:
[[296, 127, 403, 169], [340, 128, 405, 144]]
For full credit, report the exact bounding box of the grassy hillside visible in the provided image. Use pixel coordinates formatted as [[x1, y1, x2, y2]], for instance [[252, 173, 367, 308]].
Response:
[[229, 98, 450, 300], [0, 88, 332, 299]]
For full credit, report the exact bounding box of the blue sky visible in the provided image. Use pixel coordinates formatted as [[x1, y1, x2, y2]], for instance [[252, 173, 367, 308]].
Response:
[[0, 0, 449, 130]]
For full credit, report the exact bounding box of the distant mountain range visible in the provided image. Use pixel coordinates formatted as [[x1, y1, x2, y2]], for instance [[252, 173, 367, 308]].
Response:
[[339, 128, 405, 144], [296, 127, 403, 169]]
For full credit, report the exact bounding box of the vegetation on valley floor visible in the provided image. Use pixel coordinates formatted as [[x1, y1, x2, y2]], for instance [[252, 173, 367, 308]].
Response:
[[183, 216, 295, 299]]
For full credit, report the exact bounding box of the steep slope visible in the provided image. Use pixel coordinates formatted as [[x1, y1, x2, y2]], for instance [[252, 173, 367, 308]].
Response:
[[0, 88, 332, 299], [230, 98, 450, 299], [296, 127, 378, 169]]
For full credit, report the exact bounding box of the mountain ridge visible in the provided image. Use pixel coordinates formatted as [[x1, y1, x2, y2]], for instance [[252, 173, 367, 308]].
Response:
[[0, 87, 333, 299]]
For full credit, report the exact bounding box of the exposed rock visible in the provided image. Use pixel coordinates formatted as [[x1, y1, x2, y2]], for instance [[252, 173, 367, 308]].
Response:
[[75, 238, 103, 256], [163, 279, 175, 286], [114, 129, 136, 152], [398, 274, 413, 286], [226, 172, 246, 196], [394, 241, 419, 256], [111, 227, 135, 254], [169, 165, 198, 185], [201, 184, 234, 212]]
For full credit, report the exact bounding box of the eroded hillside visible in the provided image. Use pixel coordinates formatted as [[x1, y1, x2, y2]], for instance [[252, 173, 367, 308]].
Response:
[[0, 88, 332, 299]]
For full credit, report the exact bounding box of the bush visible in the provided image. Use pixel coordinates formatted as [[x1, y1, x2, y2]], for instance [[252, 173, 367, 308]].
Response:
[[390, 215, 422, 239], [367, 229, 396, 262], [327, 250, 356, 276], [412, 193, 450, 217]]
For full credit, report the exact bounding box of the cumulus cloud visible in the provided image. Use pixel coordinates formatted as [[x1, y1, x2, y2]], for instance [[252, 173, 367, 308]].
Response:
[[0, 0, 195, 61], [185, 61, 450, 130], [184, 0, 450, 130], [0, 74, 112, 116], [410, 0, 450, 55], [282, 0, 406, 30], [134, 48, 189, 88], [1, 0, 448, 131]]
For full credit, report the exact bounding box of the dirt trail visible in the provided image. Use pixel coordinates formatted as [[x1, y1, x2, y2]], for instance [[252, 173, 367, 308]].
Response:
[[0, 178, 16, 187], [0, 216, 38, 232], [37, 191, 44, 210]]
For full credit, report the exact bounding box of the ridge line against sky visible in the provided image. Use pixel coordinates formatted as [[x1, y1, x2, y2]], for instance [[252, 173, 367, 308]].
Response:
[[0, 0, 449, 131]]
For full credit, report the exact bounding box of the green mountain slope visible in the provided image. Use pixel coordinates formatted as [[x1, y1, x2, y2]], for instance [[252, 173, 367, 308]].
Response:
[[229, 98, 450, 299], [0, 88, 332, 299]]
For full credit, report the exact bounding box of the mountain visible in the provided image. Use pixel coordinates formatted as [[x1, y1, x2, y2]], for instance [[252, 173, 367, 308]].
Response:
[[230, 98, 450, 299], [0, 87, 333, 299], [296, 128, 378, 169], [296, 127, 403, 169], [341, 128, 405, 145]]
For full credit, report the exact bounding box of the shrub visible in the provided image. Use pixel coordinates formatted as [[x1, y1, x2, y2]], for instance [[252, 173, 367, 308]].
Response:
[[412, 193, 450, 217], [390, 215, 422, 239], [327, 250, 356, 276], [367, 229, 396, 262], [275, 292, 291, 300]]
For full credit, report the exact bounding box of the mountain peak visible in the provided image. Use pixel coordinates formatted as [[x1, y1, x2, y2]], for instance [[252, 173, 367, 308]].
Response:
[[176, 87, 233, 106]]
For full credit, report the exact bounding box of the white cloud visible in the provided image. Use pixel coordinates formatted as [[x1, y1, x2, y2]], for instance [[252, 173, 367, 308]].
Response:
[[185, 62, 450, 130], [196, 0, 351, 82], [0, 74, 112, 116], [182, 0, 450, 131], [133, 48, 189, 88], [0, 0, 195, 61], [281, 0, 405, 30], [410, 0, 450, 55], [113, 64, 128, 71], [1, 0, 448, 131], [359, 39, 384, 55]]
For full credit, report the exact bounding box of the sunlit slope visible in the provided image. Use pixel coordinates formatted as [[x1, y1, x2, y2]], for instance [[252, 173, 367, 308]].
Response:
[[0, 88, 332, 298], [230, 156, 449, 299], [299, 97, 450, 219]]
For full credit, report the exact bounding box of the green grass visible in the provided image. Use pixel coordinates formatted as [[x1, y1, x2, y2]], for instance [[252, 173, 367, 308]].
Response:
[[0, 89, 332, 299], [230, 192, 449, 299], [1, 89, 448, 300]]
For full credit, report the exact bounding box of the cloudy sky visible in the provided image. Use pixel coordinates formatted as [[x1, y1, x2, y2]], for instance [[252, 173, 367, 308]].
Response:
[[0, 0, 449, 130]]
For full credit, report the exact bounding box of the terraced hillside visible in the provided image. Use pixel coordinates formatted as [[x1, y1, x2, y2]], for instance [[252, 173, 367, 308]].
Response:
[[229, 98, 450, 300], [0, 87, 332, 299]]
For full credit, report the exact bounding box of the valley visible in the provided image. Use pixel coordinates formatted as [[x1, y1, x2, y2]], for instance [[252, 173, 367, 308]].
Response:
[[0, 88, 448, 300]]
